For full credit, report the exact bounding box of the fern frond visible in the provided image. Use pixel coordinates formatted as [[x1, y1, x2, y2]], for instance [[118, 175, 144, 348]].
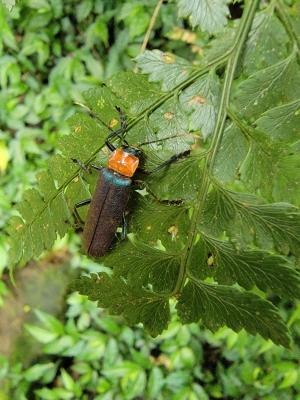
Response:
[[8, 0, 300, 346]]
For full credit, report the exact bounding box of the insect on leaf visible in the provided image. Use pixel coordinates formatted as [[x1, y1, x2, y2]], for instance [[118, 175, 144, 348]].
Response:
[[8, 0, 300, 346]]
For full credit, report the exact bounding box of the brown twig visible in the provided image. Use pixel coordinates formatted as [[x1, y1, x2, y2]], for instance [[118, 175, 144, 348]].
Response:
[[133, 0, 164, 73]]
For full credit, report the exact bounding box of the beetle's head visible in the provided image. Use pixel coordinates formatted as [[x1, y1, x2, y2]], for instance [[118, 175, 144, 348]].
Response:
[[121, 145, 143, 159]]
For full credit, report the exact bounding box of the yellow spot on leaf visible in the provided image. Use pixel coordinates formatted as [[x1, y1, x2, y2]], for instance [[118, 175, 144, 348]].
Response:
[[189, 95, 206, 105], [74, 177, 79, 182], [168, 225, 178, 240], [0, 141, 9, 173], [74, 125, 81, 133], [16, 224, 23, 231], [109, 118, 119, 129], [164, 112, 174, 120], [207, 255, 214, 266], [162, 53, 176, 64], [180, 69, 189, 76]]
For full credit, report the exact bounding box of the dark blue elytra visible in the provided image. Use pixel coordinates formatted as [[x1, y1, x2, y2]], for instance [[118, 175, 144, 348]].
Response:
[[82, 167, 132, 258]]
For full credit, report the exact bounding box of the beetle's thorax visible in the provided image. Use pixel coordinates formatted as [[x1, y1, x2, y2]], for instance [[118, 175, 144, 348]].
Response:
[[108, 147, 140, 177]]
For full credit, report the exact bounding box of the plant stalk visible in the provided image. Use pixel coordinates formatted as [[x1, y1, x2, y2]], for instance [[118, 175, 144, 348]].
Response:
[[173, 0, 261, 295]]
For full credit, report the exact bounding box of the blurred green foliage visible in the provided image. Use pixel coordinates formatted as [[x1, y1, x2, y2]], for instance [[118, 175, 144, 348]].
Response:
[[1, 295, 300, 399]]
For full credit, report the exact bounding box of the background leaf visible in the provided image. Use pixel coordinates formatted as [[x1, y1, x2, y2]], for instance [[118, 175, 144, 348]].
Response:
[[177, 0, 230, 33]]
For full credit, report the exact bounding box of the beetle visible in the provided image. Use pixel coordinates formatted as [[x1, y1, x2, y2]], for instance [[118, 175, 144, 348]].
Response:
[[73, 107, 190, 258]]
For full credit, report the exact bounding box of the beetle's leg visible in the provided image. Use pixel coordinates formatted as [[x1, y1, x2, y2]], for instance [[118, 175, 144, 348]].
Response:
[[72, 159, 103, 173], [105, 140, 116, 152], [90, 164, 103, 171], [114, 213, 128, 242], [72, 158, 89, 173], [133, 151, 190, 204], [121, 212, 127, 240], [143, 150, 191, 175], [74, 199, 91, 226], [116, 106, 127, 131], [133, 180, 182, 205], [105, 107, 129, 149]]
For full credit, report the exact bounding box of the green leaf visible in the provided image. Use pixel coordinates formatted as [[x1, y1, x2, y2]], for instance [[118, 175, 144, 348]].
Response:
[[147, 367, 164, 398], [180, 71, 221, 139], [129, 196, 189, 249], [72, 274, 171, 337], [25, 325, 59, 343], [107, 71, 162, 115], [278, 369, 298, 389], [201, 186, 300, 255], [188, 235, 300, 298], [101, 240, 181, 293], [213, 123, 248, 183], [60, 369, 76, 391], [76, 0, 93, 22], [8, 0, 300, 346], [118, 3, 150, 39], [177, 279, 290, 347], [145, 150, 203, 202], [34, 309, 65, 335], [136, 50, 193, 91], [233, 52, 300, 120], [121, 367, 147, 398], [35, 388, 73, 400], [86, 17, 109, 47], [242, 141, 300, 203], [241, 8, 289, 76], [255, 99, 300, 143], [177, 0, 229, 33], [1, 0, 16, 11], [34, 388, 57, 400], [24, 363, 57, 383]]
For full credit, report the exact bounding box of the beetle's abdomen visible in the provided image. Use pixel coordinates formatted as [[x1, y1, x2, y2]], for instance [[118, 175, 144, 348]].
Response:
[[82, 168, 131, 257]]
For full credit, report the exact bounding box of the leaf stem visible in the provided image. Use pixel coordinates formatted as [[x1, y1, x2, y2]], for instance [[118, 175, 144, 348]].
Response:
[[133, 0, 164, 73], [173, 0, 260, 295]]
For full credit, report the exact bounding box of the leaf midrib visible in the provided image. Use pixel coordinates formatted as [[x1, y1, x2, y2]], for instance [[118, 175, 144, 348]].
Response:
[[173, 0, 261, 296]]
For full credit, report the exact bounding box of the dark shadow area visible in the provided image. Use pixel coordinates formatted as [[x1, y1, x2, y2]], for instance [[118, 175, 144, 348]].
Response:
[[229, 1, 244, 19]]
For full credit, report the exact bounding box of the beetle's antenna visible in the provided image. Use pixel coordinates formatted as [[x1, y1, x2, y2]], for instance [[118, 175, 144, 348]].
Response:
[[139, 133, 195, 147]]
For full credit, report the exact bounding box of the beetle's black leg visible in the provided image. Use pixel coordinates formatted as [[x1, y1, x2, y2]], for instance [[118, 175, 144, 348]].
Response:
[[74, 199, 91, 226], [133, 180, 183, 205], [90, 164, 103, 171], [105, 140, 116, 152], [144, 150, 191, 175], [135, 151, 190, 204], [72, 159, 103, 173], [115, 106, 127, 131], [72, 158, 90, 173], [113, 213, 127, 242], [106, 106, 129, 147], [121, 212, 127, 240]]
